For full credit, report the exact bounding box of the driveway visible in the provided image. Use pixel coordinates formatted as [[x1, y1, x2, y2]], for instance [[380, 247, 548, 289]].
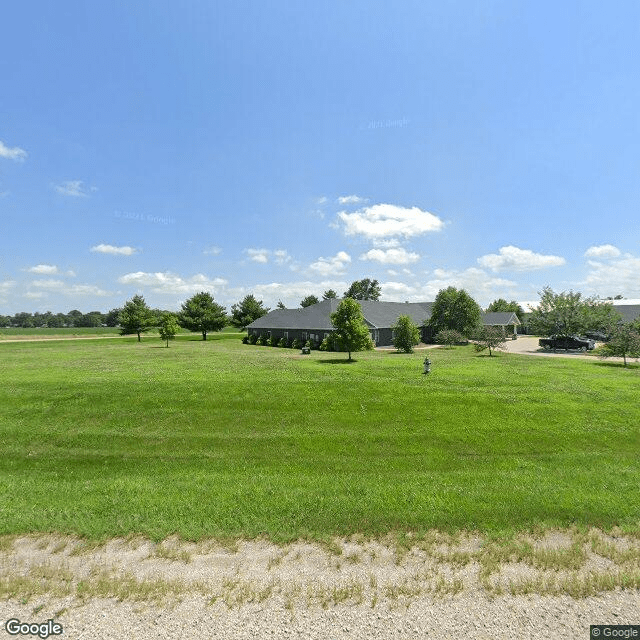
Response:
[[501, 335, 635, 363]]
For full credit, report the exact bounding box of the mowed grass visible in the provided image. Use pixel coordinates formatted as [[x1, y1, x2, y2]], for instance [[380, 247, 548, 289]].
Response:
[[0, 336, 638, 541], [0, 326, 122, 338], [0, 325, 242, 339]]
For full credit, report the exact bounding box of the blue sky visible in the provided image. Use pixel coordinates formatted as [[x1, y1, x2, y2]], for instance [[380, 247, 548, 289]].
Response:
[[2, 1, 639, 314]]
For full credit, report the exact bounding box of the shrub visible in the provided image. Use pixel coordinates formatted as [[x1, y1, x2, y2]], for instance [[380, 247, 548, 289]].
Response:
[[319, 337, 329, 351], [291, 338, 302, 350], [255, 335, 266, 346], [247, 333, 257, 344], [473, 326, 507, 356], [391, 315, 420, 353], [435, 329, 465, 348], [278, 337, 289, 348]]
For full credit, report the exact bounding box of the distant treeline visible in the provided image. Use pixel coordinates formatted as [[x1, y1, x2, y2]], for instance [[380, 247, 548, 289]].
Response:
[[0, 308, 172, 329]]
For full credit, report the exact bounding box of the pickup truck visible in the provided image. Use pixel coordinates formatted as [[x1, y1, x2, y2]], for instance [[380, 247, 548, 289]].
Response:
[[539, 335, 595, 351]]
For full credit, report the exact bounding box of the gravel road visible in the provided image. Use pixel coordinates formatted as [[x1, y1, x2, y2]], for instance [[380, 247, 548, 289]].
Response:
[[1, 532, 638, 639]]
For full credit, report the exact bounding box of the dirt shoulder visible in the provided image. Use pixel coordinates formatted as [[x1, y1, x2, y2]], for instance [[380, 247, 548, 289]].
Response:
[[1, 531, 639, 639]]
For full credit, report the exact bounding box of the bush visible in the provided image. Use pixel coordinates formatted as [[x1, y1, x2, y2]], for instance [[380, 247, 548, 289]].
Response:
[[391, 314, 420, 353], [278, 337, 289, 348], [291, 338, 302, 350], [435, 329, 465, 348], [247, 334, 257, 344], [242, 335, 249, 344], [320, 333, 339, 351], [255, 335, 266, 346]]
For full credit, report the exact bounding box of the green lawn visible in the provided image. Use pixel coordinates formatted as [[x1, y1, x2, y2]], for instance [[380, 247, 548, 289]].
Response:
[[0, 336, 638, 541], [0, 326, 122, 338]]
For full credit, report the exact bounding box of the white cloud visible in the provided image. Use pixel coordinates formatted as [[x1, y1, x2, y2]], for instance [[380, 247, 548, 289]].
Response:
[[67, 284, 110, 296], [27, 264, 59, 274], [30, 279, 109, 296], [308, 251, 351, 277], [380, 267, 516, 305], [338, 195, 366, 205], [338, 203, 444, 239], [203, 245, 222, 255], [245, 248, 295, 267], [315, 196, 328, 205], [246, 248, 270, 264], [0, 140, 27, 161], [273, 249, 292, 265], [24, 291, 46, 299], [583, 254, 640, 298], [0, 280, 17, 298], [118, 271, 227, 295], [31, 279, 65, 289], [91, 244, 138, 256], [359, 247, 420, 265], [477, 245, 565, 272], [584, 244, 621, 259], [54, 180, 95, 197], [372, 238, 401, 248]]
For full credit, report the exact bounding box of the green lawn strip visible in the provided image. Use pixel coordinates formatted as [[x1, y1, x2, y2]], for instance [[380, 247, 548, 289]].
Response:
[[0, 339, 638, 541]]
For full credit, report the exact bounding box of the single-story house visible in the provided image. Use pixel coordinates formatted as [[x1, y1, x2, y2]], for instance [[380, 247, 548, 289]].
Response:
[[480, 311, 521, 337], [247, 299, 521, 347]]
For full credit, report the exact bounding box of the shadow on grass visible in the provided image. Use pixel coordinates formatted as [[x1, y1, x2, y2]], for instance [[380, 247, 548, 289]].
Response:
[[318, 359, 357, 365], [591, 360, 640, 369]]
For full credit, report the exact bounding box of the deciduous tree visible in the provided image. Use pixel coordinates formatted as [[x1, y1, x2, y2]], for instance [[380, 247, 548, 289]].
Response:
[[179, 291, 226, 340], [330, 298, 374, 361], [598, 324, 640, 366], [105, 308, 122, 327], [343, 278, 381, 301], [322, 289, 338, 299], [473, 326, 507, 357], [434, 329, 465, 348], [392, 315, 420, 353], [159, 313, 180, 347], [486, 298, 525, 319], [527, 287, 621, 337], [427, 287, 482, 338]]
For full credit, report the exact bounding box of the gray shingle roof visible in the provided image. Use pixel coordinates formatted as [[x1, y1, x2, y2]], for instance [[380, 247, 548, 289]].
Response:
[[612, 304, 640, 324], [481, 311, 521, 326], [247, 299, 433, 331]]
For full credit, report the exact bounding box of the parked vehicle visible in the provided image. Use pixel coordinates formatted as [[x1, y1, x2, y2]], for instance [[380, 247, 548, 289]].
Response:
[[584, 330, 610, 342], [539, 335, 595, 351]]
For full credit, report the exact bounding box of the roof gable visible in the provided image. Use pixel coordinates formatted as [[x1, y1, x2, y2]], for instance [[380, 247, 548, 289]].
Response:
[[481, 311, 521, 325]]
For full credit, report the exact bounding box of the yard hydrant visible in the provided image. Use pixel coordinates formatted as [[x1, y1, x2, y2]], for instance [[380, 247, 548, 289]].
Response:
[[423, 358, 431, 374]]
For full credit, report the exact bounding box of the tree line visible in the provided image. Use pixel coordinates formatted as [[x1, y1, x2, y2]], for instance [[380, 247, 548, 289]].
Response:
[[0, 279, 383, 329], [3, 279, 639, 363]]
